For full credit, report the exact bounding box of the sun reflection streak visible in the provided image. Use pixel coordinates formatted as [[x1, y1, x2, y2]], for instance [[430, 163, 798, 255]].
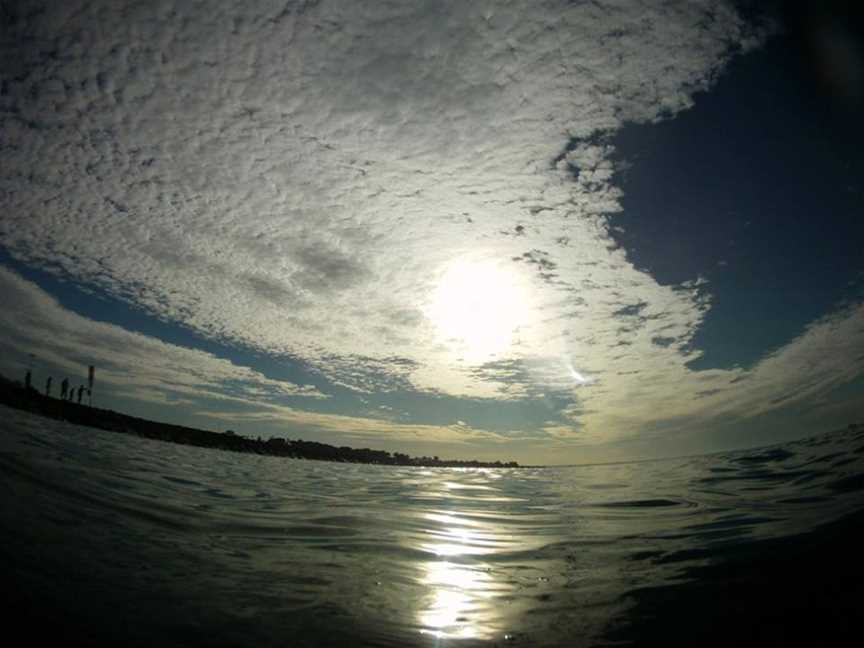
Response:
[[419, 560, 494, 640], [416, 510, 511, 641]]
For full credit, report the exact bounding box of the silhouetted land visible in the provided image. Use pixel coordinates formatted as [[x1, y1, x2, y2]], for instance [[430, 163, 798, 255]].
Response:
[[0, 375, 518, 468]]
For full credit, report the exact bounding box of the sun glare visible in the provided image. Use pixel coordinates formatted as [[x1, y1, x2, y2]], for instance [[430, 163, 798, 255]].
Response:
[[427, 257, 530, 362]]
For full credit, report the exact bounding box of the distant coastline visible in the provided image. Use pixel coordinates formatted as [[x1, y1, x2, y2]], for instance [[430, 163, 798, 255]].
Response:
[[0, 375, 519, 468]]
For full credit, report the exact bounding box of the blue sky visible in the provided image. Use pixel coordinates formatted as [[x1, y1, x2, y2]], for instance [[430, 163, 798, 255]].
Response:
[[1, 1, 862, 464], [609, 32, 864, 372]]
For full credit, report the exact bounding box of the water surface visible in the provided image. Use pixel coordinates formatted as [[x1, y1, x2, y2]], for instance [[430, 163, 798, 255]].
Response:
[[2, 405, 863, 646]]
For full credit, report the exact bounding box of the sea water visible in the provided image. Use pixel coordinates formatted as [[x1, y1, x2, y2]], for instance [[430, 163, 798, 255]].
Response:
[[1, 404, 863, 647]]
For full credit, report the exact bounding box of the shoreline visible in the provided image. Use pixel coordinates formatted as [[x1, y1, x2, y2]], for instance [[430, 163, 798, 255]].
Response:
[[0, 377, 519, 469]]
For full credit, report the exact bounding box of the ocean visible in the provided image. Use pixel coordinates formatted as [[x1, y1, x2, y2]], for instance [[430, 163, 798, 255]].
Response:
[[1, 404, 863, 647]]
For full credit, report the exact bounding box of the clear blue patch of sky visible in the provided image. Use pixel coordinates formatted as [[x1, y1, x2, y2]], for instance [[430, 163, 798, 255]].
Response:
[[605, 26, 864, 371], [361, 390, 572, 434]]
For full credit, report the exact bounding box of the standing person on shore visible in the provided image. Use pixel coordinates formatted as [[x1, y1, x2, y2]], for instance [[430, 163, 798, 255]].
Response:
[[77, 385, 84, 404], [60, 378, 68, 400], [45, 376, 52, 397]]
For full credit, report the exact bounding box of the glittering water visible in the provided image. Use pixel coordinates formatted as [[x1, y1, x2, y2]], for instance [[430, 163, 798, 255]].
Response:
[[1, 405, 863, 647]]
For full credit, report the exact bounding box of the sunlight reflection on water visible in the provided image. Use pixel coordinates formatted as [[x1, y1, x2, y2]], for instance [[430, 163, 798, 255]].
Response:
[[2, 407, 864, 647], [417, 510, 509, 640]]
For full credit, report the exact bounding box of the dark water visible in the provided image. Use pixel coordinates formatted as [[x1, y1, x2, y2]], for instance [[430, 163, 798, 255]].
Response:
[[2, 405, 863, 647]]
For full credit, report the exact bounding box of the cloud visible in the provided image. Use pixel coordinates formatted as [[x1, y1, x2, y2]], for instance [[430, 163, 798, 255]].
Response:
[[193, 398, 509, 448], [0, 1, 762, 372], [0, 267, 530, 454], [0, 267, 327, 405], [6, 0, 855, 454], [548, 301, 864, 444]]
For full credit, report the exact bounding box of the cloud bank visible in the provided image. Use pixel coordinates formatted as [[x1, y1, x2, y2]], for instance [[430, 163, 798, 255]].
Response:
[[3, 1, 860, 452], [0, 267, 517, 457], [0, 266, 325, 407]]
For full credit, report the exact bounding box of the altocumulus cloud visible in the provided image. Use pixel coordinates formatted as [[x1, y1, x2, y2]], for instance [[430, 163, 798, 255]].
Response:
[[0, 267, 326, 408], [0, 267, 514, 455], [3, 0, 860, 449]]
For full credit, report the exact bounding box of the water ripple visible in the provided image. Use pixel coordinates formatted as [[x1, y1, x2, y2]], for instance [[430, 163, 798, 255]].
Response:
[[1, 407, 863, 647]]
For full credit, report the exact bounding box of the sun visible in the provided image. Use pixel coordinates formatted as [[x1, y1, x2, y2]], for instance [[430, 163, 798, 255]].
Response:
[[427, 257, 530, 362]]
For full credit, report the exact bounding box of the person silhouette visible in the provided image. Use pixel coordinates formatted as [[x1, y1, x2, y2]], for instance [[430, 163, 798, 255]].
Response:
[[77, 385, 84, 404], [60, 378, 69, 400], [45, 376, 52, 397], [25, 369, 32, 390]]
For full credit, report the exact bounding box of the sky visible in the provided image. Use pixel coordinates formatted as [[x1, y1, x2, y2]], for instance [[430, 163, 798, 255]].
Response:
[[1, 0, 862, 465]]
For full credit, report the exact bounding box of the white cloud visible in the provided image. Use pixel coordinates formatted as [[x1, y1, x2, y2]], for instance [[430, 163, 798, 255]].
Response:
[[548, 302, 864, 444], [0, 267, 531, 454], [5, 0, 855, 454], [194, 399, 508, 448], [0, 267, 326, 404]]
